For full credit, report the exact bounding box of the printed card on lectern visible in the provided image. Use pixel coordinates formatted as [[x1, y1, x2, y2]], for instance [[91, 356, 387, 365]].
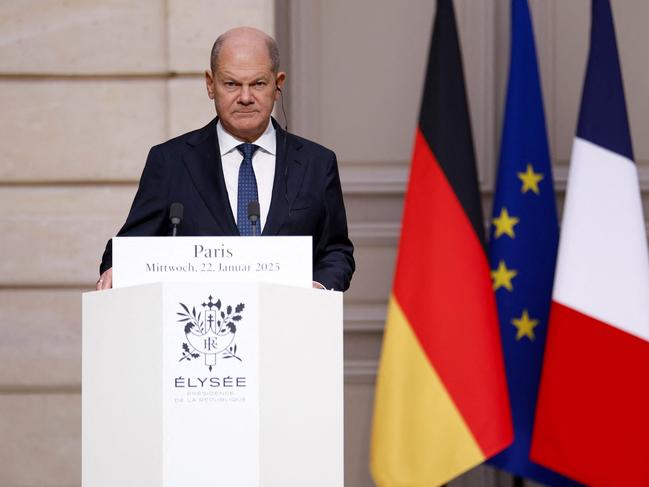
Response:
[[112, 236, 312, 288]]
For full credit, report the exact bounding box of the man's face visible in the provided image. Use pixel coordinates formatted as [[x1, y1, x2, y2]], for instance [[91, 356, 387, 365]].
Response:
[[205, 36, 285, 142]]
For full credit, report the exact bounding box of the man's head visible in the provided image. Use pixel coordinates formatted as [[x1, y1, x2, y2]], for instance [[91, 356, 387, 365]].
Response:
[[205, 27, 286, 142]]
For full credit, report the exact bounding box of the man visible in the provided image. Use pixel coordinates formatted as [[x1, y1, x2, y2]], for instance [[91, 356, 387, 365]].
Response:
[[96, 26, 354, 291]]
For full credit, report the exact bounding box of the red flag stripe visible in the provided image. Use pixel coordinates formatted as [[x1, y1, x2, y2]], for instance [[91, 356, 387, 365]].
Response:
[[531, 301, 649, 485], [394, 129, 512, 454]]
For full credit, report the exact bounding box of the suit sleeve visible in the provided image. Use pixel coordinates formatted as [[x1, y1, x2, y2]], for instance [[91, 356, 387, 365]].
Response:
[[99, 145, 170, 274], [312, 152, 355, 291]]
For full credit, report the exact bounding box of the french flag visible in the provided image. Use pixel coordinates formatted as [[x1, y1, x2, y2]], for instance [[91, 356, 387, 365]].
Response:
[[530, 0, 649, 485]]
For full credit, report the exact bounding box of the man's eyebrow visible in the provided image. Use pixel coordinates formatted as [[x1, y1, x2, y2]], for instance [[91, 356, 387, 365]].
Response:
[[218, 70, 271, 80]]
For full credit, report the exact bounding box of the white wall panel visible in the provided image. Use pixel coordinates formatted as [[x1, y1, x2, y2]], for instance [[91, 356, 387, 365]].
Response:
[[0, 80, 165, 182], [0, 187, 136, 285], [0, 0, 165, 74], [167, 76, 217, 137], [0, 394, 80, 486], [167, 0, 274, 73], [0, 290, 82, 387]]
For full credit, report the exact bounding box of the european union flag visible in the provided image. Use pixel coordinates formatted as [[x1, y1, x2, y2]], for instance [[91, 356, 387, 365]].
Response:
[[487, 1, 580, 485]]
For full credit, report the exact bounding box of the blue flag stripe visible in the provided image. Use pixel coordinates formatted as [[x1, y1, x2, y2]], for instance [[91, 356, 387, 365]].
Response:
[[576, 0, 634, 161]]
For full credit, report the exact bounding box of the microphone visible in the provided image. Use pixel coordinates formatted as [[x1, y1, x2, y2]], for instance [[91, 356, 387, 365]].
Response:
[[247, 201, 260, 236], [169, 202, 184, 236]]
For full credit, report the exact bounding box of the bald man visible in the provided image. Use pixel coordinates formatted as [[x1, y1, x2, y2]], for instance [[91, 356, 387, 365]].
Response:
[[97, 27, 355, 291]]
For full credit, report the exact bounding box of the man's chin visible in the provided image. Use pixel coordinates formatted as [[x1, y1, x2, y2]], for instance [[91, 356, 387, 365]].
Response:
[[225, 118, 267, 141]]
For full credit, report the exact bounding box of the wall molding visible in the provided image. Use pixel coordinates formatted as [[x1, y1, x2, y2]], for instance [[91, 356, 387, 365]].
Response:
[[344, 359, 378, 384], [345, 302, 387, 333], [340, 159, 649, 195], [348, 222, 400, 247], [340, 160, 409, 195]]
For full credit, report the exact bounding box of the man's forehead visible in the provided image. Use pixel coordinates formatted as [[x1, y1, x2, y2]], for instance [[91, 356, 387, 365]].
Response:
[[220, 26, 270, 45], [217, 41, 272, 67], [220, 30, 269, 56], [215, 66, 273, 80]]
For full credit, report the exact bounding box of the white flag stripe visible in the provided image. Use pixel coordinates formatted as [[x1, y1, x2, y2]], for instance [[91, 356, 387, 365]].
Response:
[[553, 137, 649, 342]]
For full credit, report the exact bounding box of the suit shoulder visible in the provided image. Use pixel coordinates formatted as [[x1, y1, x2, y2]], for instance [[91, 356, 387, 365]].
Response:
[[288, 132, 336, 160]]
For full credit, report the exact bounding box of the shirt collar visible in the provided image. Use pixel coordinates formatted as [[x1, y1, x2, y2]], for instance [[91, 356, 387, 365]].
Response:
[[216, 119, 276, 156]]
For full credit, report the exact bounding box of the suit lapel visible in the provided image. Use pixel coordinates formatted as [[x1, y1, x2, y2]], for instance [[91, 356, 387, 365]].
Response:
[[263, 122, 306, 236], [182, 118, 239, 236]]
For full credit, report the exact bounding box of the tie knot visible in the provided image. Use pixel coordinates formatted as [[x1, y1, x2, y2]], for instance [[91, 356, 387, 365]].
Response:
[[237, 143, 259, 162]]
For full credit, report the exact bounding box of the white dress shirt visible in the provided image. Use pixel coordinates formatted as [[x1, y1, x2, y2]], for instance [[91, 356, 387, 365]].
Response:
[[216, 120, 276, 231]]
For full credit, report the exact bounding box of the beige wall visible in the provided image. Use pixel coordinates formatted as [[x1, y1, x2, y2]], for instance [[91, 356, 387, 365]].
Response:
[[2, 0, 649, 486]]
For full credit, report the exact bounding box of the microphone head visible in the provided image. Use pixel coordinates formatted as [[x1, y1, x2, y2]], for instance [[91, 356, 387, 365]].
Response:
[[169, 202, 184, 225], [247, 201, 260, 223]]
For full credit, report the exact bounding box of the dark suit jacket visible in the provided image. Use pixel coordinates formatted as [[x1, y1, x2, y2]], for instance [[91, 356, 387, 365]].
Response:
[[100, 118, 355, 291]]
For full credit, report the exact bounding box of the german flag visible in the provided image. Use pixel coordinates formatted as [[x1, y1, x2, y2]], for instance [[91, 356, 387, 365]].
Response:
[[370, 1, 512, 485]]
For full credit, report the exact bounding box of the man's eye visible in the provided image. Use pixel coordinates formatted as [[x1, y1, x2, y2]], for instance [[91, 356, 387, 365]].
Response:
[[255, 81, 267, 87], [224, 81, 236, 88]]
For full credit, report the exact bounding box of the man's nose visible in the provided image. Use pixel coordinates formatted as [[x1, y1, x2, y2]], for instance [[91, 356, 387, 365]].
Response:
[[239, 85, 253, 104]]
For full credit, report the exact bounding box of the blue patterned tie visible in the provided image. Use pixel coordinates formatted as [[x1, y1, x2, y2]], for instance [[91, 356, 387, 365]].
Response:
[[236, 143, 260, 236]]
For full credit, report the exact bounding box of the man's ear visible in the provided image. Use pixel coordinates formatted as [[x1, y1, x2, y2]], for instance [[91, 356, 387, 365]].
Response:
[[275, 72, 286, 100], [205, 70, 215, 99]]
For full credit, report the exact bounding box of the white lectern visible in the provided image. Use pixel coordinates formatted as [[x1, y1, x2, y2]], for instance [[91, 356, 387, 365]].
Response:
[[82, 281, 343, 486]]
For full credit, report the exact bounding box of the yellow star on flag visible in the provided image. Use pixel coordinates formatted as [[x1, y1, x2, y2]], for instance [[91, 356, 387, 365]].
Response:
[[511, 309, 539, 341], [517, 163, 544, 194], [492, 207, 520, 239], [491, 260, 518, 291]]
